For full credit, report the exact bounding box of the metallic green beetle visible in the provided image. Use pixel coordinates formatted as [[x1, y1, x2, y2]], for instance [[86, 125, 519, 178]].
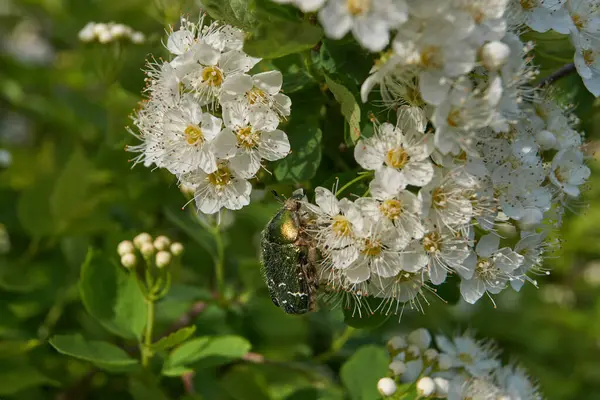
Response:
[[260, 192, 318, 314]]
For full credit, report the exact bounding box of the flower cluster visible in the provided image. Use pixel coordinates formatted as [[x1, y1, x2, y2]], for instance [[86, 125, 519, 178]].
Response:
[[127, 17, 291, 215], [282, 0, 590, 310], [78, 22, 145, 44], [118, 233, 183, 270], [511, 0, 600, 96], [377, 329, 542, 399]]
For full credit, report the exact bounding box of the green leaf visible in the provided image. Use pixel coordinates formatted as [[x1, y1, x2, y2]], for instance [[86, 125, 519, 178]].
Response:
[[50, 147, 93, 229], [79, 249, 147, 340], [0, 364, 59, 395], [244, 20, 322, 59], [220, 365, 271, 400], [342, 297, 392, 330], [340, 345, 389, 400], [202, 0, 257, 30], [129, 375, 171, 400], [152, 326, 197, 352], [17, 176, 55, 236], [274, 124, 322, 183], [49, 334, 138, 367], [163, 335, 251, 376], [0, 339, 42, 358], [324, 75, 361, 144]]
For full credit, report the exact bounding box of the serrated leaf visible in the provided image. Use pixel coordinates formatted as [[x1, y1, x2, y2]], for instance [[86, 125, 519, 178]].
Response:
[[324, 75, 361, 144], [163, 335, 251, 376], [201, 0, 258, 30], [340, 345, 389, 400], [79, 249, 147, 340], [49, 334, 138, 366], [0, 364, 59, 395], [17, 176, 55, 236], [50, 147, 92, 228], [152, 326, 197, 352], [274, 124, 322, 183]]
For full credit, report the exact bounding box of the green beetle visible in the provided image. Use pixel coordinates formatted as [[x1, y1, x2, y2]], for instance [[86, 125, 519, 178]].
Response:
[[260, 191, 318, 314]]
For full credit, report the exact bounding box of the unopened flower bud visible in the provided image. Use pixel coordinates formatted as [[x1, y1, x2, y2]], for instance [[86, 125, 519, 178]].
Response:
[[170, 242, 184, 256], [130, 32, 145, 44], [389, 360, 407, 376], [117, 240, 135, 256], [438, 354, 452, 370], [417, 377, 435, 396], [156, 251, 171, 268], [377, 377, 397, 397], [133, 233, 152, 248], [140, 242, 155, 257], [406, 344, 421, 359], [408, 328, 432, 350], [434, 377, 449, 396], [98, 30, 112, 44], [387, 335, 407, 351], [120, 253, 137, 268], [481, 41, 510, 71], [153, 235, 171, 251], [424, 348, 439, 362]]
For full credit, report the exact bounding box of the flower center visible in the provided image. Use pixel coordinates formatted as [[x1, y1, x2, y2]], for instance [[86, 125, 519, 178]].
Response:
[[207, 165, 232, 187], [236, 126, 260, 149], [380, 199, 403, 220], [447, 108, 462, 128], [432, 188, 448, 209], [476, 257, 497, 279], [332, 215, 352, 237], [386, 147, 410, 169], [423, 232, 442, 254], [519, 0, 538, 10], [458, 352, 474, 364], [582, 49, 595, 66], [361, 238, 382, 257], [420, 46, 441, 68], [346, 0, 371, 16], [554, 167, 565, 183], [184, 124, 204, 145], [572, 14, 585, 30], [247, 87, 266, 105], [201, 66, 224, 87]]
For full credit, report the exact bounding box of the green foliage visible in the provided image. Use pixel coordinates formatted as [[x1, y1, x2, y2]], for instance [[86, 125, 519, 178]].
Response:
[[49, 334, 138, 368], [324, 75, 361, 144], [340, 345, 389, 400]]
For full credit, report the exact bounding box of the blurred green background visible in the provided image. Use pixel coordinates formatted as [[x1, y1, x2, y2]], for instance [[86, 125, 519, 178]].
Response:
[[2, 0, 600, 399]]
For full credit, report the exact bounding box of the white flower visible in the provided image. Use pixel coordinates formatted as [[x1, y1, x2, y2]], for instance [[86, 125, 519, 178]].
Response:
[[371, 272, 425, 311], [318, 0, 408, 52], [181, 161, 252, 214], [510, 0, 567, 32], [355, 107, 434, 189], [551, 0, 600, 41], [436, 333, 500, 377], [494, 365, 542, 400], [460, 234, 524, 304], [419, 169, 474, 228], [161, 95, 223, 175], [117, 240, 135, 256], [447, 376, 501, 400], [214, 103, 290, 179], [220, 71, 291, 118], [549, 147, 590, 197], [573, 42, 600, 96], [120, 253, 137, 268], [511, 232, 547, 291], [271, 0, 327, 12]]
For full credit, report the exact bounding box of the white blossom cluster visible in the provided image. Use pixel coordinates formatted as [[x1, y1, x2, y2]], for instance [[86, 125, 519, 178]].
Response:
[[118, 233, 184, 269], [127, 17, 292, 215], [286, 0, 591, 308], [510, 0, 600, 96], [377, 329, 542, 399], [78, 22, 146, 44]]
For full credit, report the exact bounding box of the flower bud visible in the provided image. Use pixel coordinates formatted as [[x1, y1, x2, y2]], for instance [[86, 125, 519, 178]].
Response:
[[424, 348, 439, 363], [416, 377, 435, 396], [481, 41, 510, 71], [437, 353, 452, 370], [388, 360, 407, 376], [406, 344, 421, 359], [434, 377, 449, 396], [153, 235, 171, 251], [377, 377, 397, 397], [170, 242, 184, 256], [133, 233, 152, 248], [140, 242, 155, 257], [120, 253, 137, 268], [408, 328, 432, 350], [156, 251, 172, 268], [130, 32, 145, 44], [98, 30, 113, 44], [117, 240, 135, 256], [387, 335, 407, 351]]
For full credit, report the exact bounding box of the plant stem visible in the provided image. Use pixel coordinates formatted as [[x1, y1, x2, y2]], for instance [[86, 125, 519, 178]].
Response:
[[316, 326, 356, 362], [212, 227, 225, 295], [336, 173, 372, 197], [142, 297, 155, 368], [537, 63, 576, 88]]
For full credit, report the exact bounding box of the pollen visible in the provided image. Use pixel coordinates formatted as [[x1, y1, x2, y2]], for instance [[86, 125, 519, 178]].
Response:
[[423, 231, 442, 254], [572, 14, 585, 30], [207, 164, 232, 187], [582, 49, 595, 66], [247, 87, 266, 105], [361, 238, 382, 257], [201, 66, 224, 87], [386, 147, 410, 169], [380, 199, 403, 220], [446, 108, 462, 128], [332, 215, 352, 237], [236, 126, 260, 149], [432, 188, 448, 209], [519, 0, 538, 10], [346, 0, 371, 16], [184, 124, 204, 145], [420, 46, 441, 68]]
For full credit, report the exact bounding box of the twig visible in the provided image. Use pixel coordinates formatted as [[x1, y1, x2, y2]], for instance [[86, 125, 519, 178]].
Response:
[[537, 63, 576, 88], [163, 300, 207, 337]]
